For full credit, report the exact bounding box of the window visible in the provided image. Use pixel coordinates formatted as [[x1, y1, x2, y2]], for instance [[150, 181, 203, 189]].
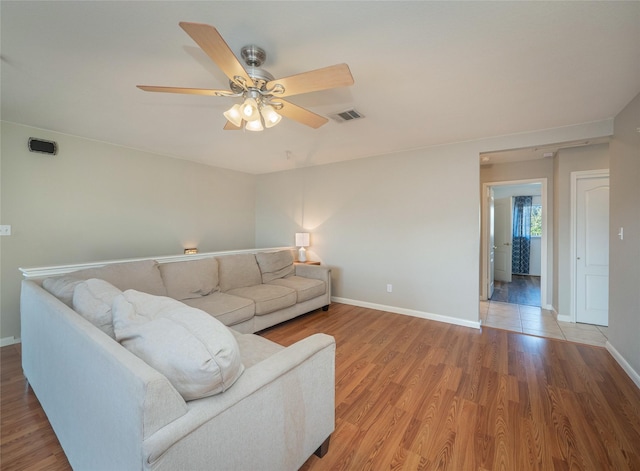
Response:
[[530, 204, 542, 236]]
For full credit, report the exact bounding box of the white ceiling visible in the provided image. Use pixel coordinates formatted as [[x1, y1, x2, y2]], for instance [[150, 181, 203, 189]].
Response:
[[2, 1, 639, 174]]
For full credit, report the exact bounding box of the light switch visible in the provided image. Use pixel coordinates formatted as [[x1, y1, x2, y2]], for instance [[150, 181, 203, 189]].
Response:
[[0, 225, 11, 236], [618, 227, 624, 240]]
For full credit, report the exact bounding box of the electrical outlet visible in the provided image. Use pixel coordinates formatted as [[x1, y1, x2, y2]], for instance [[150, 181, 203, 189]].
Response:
[[0, 225, 11, 236], [386, 284, 393, 293]]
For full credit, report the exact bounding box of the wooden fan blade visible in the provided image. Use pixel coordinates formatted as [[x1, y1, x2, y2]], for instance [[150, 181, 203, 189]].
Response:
[[179, 22, 254, 88], [224, 120, 242, 130], [266, 63, 354, 98], [277, 100, 328, 129], [137, 85, 234, 97]]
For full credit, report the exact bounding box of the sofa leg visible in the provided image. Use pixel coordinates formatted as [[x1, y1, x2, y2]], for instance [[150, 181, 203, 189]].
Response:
[[314, 436, 331, 458], [322, 305, 330, 312]]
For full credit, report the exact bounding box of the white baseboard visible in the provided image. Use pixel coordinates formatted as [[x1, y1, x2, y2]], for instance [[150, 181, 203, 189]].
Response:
[[331, 297, 481, 330], [1, 336, 21, 347], [557, 314, 573, 323], [606, 341, 640, 390]]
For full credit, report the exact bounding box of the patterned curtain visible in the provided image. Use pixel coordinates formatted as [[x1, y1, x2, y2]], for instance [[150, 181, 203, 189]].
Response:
[[512, 196, 532, 275]]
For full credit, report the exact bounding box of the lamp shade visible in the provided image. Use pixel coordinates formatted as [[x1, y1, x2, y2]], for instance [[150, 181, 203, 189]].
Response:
[[245, 118, 263, 132], [223, 104, 243, 127], [295, 232, 310, 247], [261, 105, 282, 128], [241, 98, 259, 121]]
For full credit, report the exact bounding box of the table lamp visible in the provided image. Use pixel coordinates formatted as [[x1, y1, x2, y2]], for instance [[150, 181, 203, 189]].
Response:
[[295, 232, 310, 262]]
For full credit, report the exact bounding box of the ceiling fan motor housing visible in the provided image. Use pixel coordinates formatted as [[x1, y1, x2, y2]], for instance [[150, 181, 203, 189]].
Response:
[[229, 45, 275, 92], [241, 45, 266, 67]]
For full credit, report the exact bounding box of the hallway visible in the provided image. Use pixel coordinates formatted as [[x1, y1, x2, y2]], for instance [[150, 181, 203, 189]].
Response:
[[484, 268, 608, 346], [480, 300, 609, 347]]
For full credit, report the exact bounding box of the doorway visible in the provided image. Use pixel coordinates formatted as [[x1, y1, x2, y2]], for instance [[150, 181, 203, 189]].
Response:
[[568, 170, 610, 326], [481, 179, 548, 308]]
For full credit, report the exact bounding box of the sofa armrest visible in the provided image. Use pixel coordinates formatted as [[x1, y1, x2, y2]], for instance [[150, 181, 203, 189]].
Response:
[[143, 333, 336, 471], [294, 263, 331, 282], [20, 280, 188, 471]]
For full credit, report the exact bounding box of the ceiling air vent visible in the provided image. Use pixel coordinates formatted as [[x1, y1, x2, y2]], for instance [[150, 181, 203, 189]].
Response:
[[329, 109, 365, 123]]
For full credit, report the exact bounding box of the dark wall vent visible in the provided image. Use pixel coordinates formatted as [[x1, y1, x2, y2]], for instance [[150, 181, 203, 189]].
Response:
[[329, 109, 365, 123], [28, 138, 58, 155]]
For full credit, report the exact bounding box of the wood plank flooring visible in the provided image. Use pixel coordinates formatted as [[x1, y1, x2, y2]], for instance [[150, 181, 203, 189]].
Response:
[[2, 303, 640, 470], [0, 343, 70, 470], [490, 274, 541, 306]]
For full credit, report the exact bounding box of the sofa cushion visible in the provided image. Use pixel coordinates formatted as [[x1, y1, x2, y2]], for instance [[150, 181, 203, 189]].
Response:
[[183, 292, 254, 327], [217, 254, 262, 292], [267, 276, 326, 303], [112, 290, 244, 401], [72, 260, 167, 296], [231, 331, 285, 368], [159, 258, 218, 301], [227, 284, 296, 316], [42, 275, 82, 306], [255, 250, 295, 283], [72, 278, 122, 339]]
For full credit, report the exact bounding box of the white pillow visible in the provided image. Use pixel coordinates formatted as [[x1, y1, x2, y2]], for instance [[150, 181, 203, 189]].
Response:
[[72, 278, 122, 339], [112, 290, 244, 400]]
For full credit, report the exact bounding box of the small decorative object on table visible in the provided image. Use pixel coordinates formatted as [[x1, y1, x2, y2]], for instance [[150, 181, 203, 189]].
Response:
[[295, 232, 310, 262]]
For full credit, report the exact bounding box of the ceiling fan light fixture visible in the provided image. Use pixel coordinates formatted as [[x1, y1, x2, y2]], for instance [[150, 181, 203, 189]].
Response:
[[245, 118, 264, 132], [261, 104, 282, 128], [223, 103, 243, 127], [241, 97, 259, 121], [138, 23, 354, 131]]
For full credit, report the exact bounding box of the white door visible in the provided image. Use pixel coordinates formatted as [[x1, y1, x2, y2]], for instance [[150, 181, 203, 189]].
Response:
[[488, 189, 495, 298], [576, 176, 609, 326], [494, 197, 513, 282]]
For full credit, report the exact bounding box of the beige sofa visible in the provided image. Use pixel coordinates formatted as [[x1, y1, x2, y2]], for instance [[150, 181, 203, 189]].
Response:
[[20, 250, 335, 470], [40, 249, 331, 334]]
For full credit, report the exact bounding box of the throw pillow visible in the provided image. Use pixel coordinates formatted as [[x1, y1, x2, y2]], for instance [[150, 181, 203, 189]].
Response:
[[72, 278, 122, 339], [255, 250, 295, 283], [112, 290, 244, 400]]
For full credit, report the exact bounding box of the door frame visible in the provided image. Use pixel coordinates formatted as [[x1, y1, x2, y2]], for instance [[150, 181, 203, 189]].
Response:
[[566, 169, 609, 323], [481, 178, 549, 308]]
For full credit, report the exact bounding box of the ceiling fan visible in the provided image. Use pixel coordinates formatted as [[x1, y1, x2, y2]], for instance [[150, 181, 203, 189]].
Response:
[[137, 22, 354, 131]]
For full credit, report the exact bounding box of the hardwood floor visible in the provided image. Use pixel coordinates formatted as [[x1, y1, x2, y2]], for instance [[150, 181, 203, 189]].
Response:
[[2, 303, 640, 470], [490, 274, 541, 307], [0, 344, 70, 470]]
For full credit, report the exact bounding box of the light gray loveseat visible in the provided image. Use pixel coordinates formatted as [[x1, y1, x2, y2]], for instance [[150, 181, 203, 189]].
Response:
[[20, 249, 335, 470]]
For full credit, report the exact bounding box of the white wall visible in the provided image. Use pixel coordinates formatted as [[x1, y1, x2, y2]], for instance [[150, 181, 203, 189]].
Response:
[[529, 236, 542, 277], [256, 121, 613, 327], [256, 143, 482, 325], [0, 122, 256, 342], [608, 92, 640, 382], [553, 143, 609, 317], [0, 118, 613, 340]]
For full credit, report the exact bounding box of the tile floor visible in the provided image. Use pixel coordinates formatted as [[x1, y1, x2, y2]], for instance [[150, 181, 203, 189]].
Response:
[[480, 300, 609, 347]]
